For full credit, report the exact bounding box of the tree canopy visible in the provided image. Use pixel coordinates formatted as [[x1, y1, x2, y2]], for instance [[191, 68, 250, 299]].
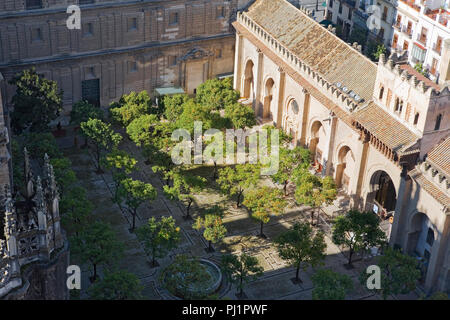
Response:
[[312, 269, 353, 300], [88, 270, 144, 300], [110, 90, 152, 126], [9, 68, 63, 134], [217, 164, 260, 207], [332, 210, 386, 266], [136, 216, 180, 267], [195, 78, 240, 111], [221, 253, 264, 296], [274, 221, 326, 282]]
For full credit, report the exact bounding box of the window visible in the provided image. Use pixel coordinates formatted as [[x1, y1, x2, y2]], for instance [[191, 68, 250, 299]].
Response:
[[382, 6, 388, 21], [378, 28, 384, 39], [216, 6, 225, 18], [215, 49, 222, 59], [426, 228, 434, 246], [431, 58, 438, 75], [26, 0, 42, 10], [435, 114, 442, 130], [348, 9, 352, 20], [392, 34, 398, 49], [403, 41, 409, 51], [379, 86, 384, 100], [32, 28, 42, 42], [406, 21, 412, 36], [329, 0, 333, 8], [395, 15, 402, 28], [168, 56, 177, 66], [338, 3, 342, 14], [435, 36, 443, 54], [129, 61, 137, 73], [413, 112, 419, 125], [83, 23, 94, 37], [129, 17, 138, 31], [169, 12, 179, 25], [419, 27, 427, 44], [394, 97, 403, 113]]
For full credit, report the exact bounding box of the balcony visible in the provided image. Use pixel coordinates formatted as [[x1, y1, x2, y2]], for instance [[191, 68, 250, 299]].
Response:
[[417, 34, 427, 45], [433, 43, 442, 55], [399, 0, 421, 12], [400, 25, 413, 38]]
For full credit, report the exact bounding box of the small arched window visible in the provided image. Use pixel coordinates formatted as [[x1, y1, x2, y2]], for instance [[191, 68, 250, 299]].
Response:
[[395, 98, 403, 113], [413, 113, 419, 125], [379, 86, 384, 100], [426, 228, 434, 246], [434, 114, 442, 130]]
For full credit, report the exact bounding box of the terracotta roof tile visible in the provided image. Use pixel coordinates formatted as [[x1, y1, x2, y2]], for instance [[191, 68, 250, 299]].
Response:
[[246, 0, 377, 101], [409, 168, 450, 207], [352, 101, 420, 152], [427, 136, 450, 176]]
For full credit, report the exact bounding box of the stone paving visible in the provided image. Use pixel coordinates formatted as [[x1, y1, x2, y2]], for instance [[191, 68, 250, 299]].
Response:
[[57, 127, 420, 300]]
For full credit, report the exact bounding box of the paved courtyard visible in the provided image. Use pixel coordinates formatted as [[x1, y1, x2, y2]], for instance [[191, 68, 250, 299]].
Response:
[[58, 127, 420, 300]]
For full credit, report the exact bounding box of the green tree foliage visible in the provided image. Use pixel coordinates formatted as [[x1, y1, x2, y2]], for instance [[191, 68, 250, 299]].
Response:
[[294, 170, 337, 225], [175, 100, 216, 135], [221, 253, 264, 296], [9, 68, 63, 134], [332, 210, 386, 266], [136, 216, 180, 267], [102, 150, 138, 202], [193, 213, 227, 252], [80, 118, 122, 172], [163, 172, 207, 219], [71, 221, 124, 281], [243, 186, 287, 237], [359, 247, 421, 299], [126, 114, 159, 147], [414, 63, 428, 76], [272, 147, 311, 195], [312, 269, 353, 300], [149, 148, 176, 185], [117, 178, 157, 232], [217, 164, 260, 207], [275, 222, 326, 282], [88, 270, 144, 300], [163, 94, 190, 122], [372, 44, 387, 61], [60, 186, 93, 236], [224, 103, 256, 130], [110, 90, 152, 126], [195, 78, 239, 111], [163, 255, 212, 299], [70, 100, 104, 146], [50, 157, 77, 196], [70, 100, 103, 126]]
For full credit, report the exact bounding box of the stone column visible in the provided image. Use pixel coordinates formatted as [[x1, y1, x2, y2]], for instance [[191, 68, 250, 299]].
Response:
[[275, 67, 285, 128], [323, 113, 338, 177], [255, 48, 264, 116], [353, 131, 370, 209], [391, 164, 412, 247], [233, 32, 244, 92], [299, 88, 310, 147]]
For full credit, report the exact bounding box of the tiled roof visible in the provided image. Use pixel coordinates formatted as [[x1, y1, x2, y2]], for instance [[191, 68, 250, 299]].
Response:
[[409, 168, 450, 207], [399, 64, 441, 91], [427, 136, 450, 176], [246, 0, 377, 101], [352, 101, 420, 152]]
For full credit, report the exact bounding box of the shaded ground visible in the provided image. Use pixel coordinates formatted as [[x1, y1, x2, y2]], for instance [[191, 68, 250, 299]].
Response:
[[57, 127, 419, 300]]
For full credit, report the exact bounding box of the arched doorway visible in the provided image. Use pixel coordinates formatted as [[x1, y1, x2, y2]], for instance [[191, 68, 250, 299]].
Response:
[[243, 60, 254, 100], [367, 170, 397, 216], [335, 146, 355, 192], [263, 78, 275, 119], [310, 121, 324, 162], [407, 212, 435, 282], [283, 99, 300, 144]]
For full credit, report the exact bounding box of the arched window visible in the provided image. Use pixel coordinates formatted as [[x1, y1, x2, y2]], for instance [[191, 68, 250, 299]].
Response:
[[379, 86, 384, 100], [394, 98, 403, 113], [413, 112, 419, 125], [434, 114, 442, 130], [426, 228, 434, 246]]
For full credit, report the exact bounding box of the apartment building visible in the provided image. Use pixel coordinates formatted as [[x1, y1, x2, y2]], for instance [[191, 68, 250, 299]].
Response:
[[392, 0, 450, 82]]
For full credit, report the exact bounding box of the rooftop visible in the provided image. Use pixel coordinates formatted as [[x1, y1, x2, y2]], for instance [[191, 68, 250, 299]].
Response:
[[427, 135, 450, 176], [246, 0, 377, 102], [409, 168, 450, 207], [352, 101, 421, 153]]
